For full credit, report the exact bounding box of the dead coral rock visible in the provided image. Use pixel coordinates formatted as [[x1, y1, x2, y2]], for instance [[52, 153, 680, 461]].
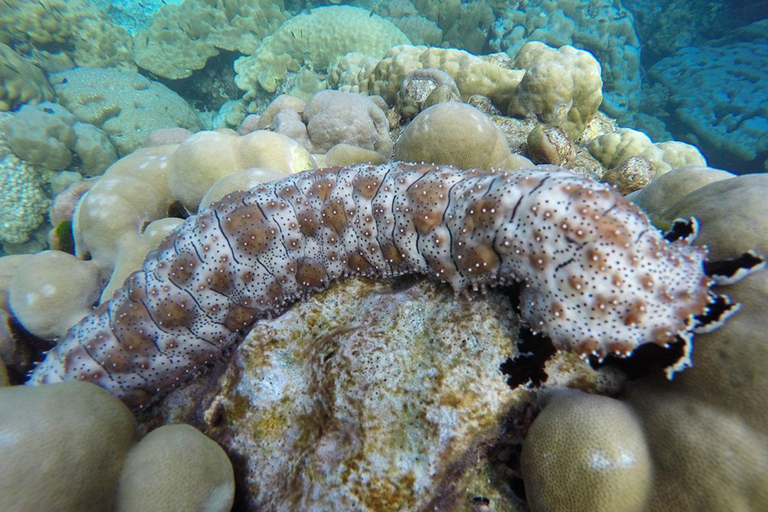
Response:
[[526, 125, 575, 167], [396, 67, 461, 123], [600, 156, 654, 195], [138, 278, 617, 512]]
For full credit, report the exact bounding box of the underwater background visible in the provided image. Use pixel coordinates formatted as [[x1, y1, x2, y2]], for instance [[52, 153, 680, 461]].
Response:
[[0, 1, 767, 511]]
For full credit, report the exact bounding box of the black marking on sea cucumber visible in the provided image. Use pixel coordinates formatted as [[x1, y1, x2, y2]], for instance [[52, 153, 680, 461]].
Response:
[[213, 210, 239, 266]]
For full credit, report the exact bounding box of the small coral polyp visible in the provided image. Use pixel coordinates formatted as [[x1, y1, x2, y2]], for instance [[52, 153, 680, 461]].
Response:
[[29, 163, 715, 408]]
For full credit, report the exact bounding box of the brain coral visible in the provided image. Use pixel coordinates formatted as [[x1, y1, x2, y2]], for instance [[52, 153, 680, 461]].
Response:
[[234, 5, 410, 96], [132, 0, 288, 80], [489, 0, 641, 120], [50, 67, 203, 156]]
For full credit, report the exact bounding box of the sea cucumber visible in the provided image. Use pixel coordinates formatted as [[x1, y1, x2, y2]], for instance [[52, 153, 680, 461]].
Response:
[[28, 162, 715, 407]]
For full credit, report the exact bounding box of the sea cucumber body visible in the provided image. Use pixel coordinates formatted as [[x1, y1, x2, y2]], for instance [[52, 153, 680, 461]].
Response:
[[29, 163, 711, 407]]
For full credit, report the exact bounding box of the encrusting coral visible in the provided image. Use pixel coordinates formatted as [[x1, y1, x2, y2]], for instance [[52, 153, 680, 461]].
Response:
[[0, 0, 135, 71], [393, 102, 532, 170], [50, 67, 203, 156]]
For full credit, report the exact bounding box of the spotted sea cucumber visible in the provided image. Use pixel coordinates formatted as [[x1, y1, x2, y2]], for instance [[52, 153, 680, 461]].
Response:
[[29, 163, 718, 407]]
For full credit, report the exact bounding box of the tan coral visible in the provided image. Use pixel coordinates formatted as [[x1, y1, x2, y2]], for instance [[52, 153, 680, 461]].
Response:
[[329, 44, 525, 110], [508, 42, 602, 140], [7, 250, 101, 339], [132, 0, 288, 80], [165, 130, 312, 212], [0, 0, 135, 71], [114, 424, 234, 512], [0, 381, 138, 512], [234, 6, 410, 96], [588, 128, 707, 179], [393, 102, 531, 170], [0, 42, 54, 111]]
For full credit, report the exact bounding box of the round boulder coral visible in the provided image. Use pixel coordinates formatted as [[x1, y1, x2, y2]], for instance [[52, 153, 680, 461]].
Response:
[[0, 381, 137, 512], [521, 391, 651, 512], [393, 102, 531, 170], [115, 424, 234, 512], [303, 90, 392, 157]]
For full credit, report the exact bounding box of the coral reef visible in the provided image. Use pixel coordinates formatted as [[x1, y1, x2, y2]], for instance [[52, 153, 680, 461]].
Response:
[[8, 250, 100, 339], [0, 42, 54, 111], [132, 0, 288, 80], [0, 117, 50, 246], [50, 67, 203, 156], [0, 381, 137, 512], [393, 102, 531, 170], [114, 424, 234, 512], [507, 42, 603, 140], [588, 128, 706, 179], [234, 6, 410, 96], [649, 20, 768, 171], [0, 0, 135, 71], [6, 102, 117, 175], [329, 44, 525, 111], [302, 90, 392, 156], [489, 0, 641, 120]]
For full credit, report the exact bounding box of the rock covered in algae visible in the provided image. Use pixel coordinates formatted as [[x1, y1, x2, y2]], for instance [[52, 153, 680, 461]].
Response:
[[138, 277, 617, 511]]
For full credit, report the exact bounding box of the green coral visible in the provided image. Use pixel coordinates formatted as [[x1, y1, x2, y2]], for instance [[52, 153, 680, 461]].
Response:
[[0, 0, 135, 71], [50, 67, 203, 156], [234, 5, 410, 96], [132, 0, 289, 80], [0, 42, 54, 111]]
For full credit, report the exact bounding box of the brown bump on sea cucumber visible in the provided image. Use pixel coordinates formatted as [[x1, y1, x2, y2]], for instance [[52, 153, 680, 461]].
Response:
[[595, 215, 631, 246], [466, 198, 499, 232], [624, 299, 647, 326], [354, 175, 382, 199], [298, 208, 322, 236], [322, 200, 347, 233], [550, 302, 566, 319], [236, 224, 274, 258], [169, 251, 199, 286], [64, 345, 105, 382], [161, 337, 180, 351], [223, 305, 258, 332], [639, 274, 655, 291], [592, 295, 611, 316], [127, 275, 148, 302], [568, 275, 585, 292], [528, 253, 549, 270], [207, 269, 233, 294], [155, 299, 194, 328], [380, 242, 404, 266], [457, 245, 500, 275], [348, 252, 375, 273], [296, 259, 329, 288]]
